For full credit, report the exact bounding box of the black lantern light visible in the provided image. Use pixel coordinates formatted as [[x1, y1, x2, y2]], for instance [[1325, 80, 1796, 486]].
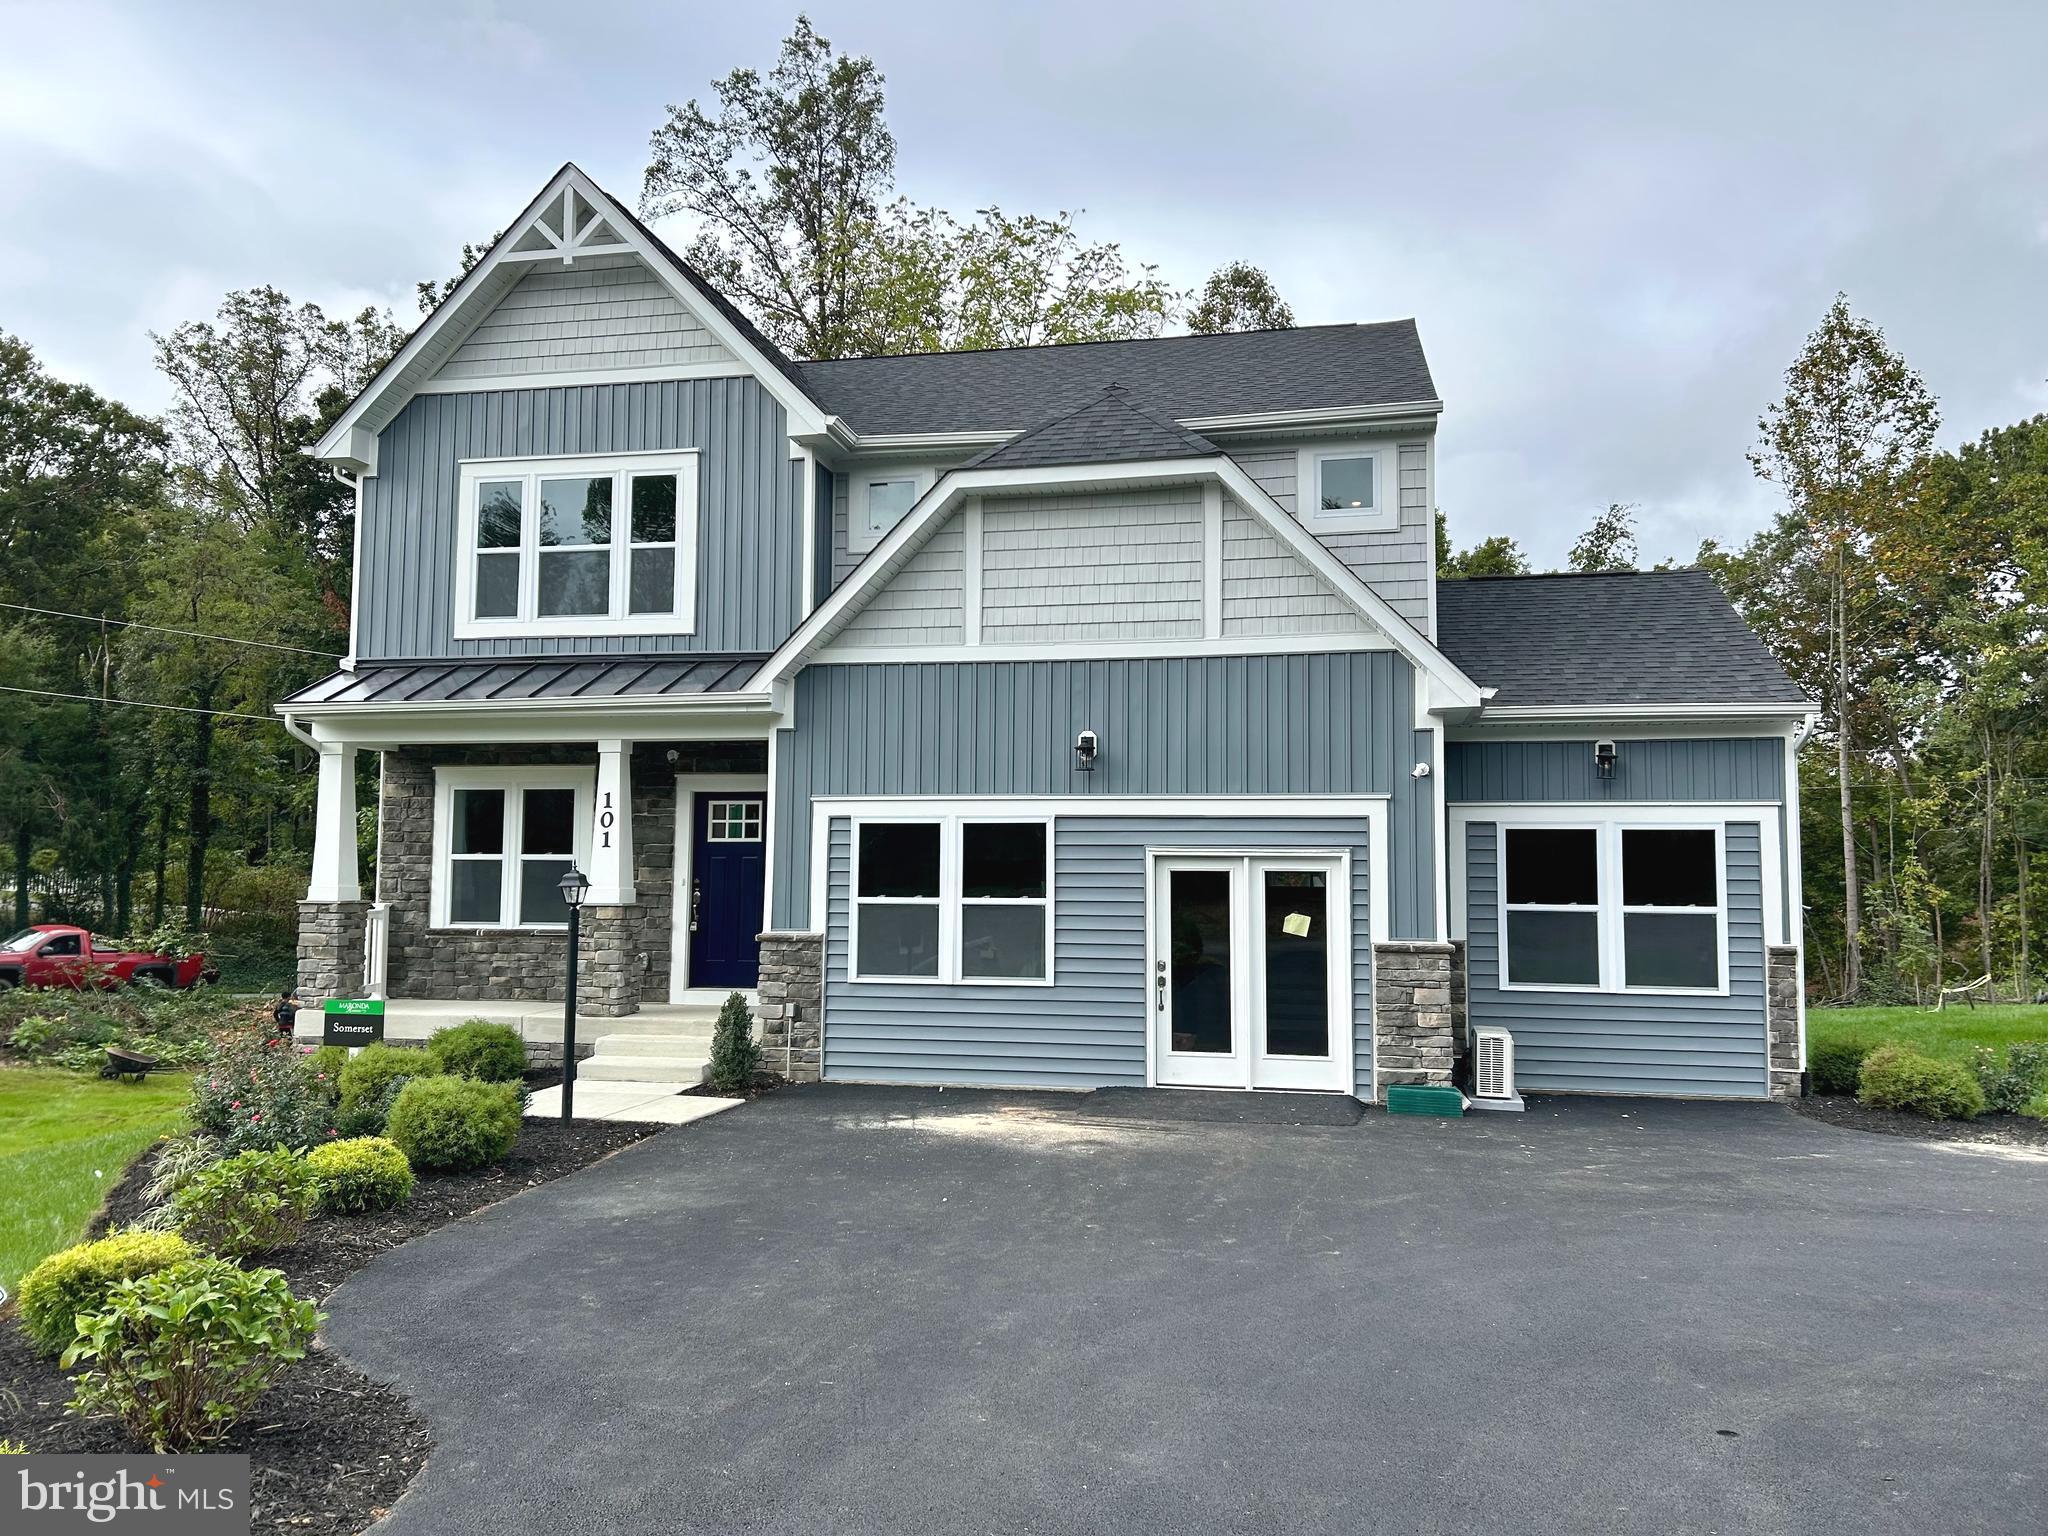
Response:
[[558, 865, 590, 1121], [1074, 729, 1099, 773], [1593, 740, 1618, 780]]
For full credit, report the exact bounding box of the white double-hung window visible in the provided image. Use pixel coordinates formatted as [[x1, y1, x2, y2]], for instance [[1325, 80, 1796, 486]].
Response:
[[850, 818, 1052, 984], [454, 452, 699, 638], [433, 769, 594, 930]]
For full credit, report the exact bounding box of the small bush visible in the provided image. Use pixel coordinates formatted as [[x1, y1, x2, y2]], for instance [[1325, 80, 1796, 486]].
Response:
[[1809, 1037, 1875, 1097], [305, 1136, 414, 1213], [62, 1258, 320, 1452], [336, 1043, 440, 1132], [708, 991, 760, 1094], [0, 1440, 24, 1453], [170, 1148, 320, 1257], [385, 1076, 521, 1172], [191, 1027, 340, 1151], [16, 1230, 196, 1357], [138, 1134, 225, 1220], [425, 1020, 527, 1083], [1970, 1042, 2048, 1115], [1858, 1044, 1986, 1121], [304, 1044, 348, 1098]]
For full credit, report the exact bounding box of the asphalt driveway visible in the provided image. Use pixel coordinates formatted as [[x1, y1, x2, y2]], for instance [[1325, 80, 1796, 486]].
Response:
[[326, 1087, 2048, 1535]]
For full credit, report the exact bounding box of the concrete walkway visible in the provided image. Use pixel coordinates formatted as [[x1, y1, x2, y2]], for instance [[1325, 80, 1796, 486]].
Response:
[[523, 1081, 740, 1126], [326, 1088, 2048, 1535]]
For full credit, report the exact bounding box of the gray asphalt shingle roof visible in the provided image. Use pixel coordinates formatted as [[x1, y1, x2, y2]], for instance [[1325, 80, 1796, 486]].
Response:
[[283, 655, 766, 708], [966, 385, 1220, 470], [796, 321, 1438, 436], [1434, 569, 1809, 709]]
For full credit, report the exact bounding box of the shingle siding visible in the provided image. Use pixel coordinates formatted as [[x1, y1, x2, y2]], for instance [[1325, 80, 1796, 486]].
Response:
[[1220, 498, 1372, 636], [981, 488, 1204, 643], [837, 516, 965, 646], [432, 257, 735, 383]]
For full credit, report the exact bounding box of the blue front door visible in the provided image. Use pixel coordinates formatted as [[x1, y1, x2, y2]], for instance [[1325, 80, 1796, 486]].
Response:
[[688, 793, 767, 989]]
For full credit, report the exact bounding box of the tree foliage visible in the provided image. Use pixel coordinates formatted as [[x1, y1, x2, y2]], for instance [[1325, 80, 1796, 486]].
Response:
[[1435, 511, 1533, 578], [1566, 502, 1639, 572], [1188, 262, 1294, 334]]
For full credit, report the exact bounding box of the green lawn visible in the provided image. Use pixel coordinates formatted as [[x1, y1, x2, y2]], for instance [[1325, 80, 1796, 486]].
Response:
[[1807, 1003, 2048, 1067], [0, 1065, 190, 1292]]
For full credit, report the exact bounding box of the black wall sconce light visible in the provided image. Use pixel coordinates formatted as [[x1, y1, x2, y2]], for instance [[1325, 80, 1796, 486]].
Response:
[[1074, 729, 1099, 773], [1593, 739, 1618, 780]]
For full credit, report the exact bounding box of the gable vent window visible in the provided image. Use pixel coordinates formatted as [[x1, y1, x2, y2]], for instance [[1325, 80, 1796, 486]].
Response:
[[454, 452, 698, 638]]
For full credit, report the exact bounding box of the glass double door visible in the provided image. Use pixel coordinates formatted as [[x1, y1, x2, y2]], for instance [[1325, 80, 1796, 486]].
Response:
[[1151, 854, 1347, 1092]]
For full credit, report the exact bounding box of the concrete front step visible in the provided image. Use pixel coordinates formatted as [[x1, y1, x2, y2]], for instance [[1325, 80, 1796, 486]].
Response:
[[592, 1033, 713, 1058], [579, 1054, 710, 1084]]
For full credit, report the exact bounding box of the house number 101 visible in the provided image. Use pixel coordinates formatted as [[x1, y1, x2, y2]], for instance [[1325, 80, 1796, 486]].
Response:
[[598, 791, 615, 849]]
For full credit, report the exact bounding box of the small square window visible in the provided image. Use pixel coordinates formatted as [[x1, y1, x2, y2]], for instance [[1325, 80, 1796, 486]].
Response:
[[706, 799, 763, 842], [1297, 443, 1399, 532], [1318, 455, 1376, 513]]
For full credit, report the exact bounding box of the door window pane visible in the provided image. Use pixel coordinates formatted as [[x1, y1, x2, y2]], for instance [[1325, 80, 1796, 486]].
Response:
[[706, 800, 763, 842], [1623, 829, 1717, 907], [1170, 869, 1233, 1054], [538, 476, 612, 546], [474, 552, 519, 618], [962, 823, 1046, 899], [522, 788, 575, 856], [450, 861, 502, 924], [1505, 909, 1601, 986], [629, 548, 675, 614], [856, 904, 940, 977], [453, 789, 504, 855], [1262, 871, 1329, 1057], [537, 550, 611, 616], [1505, 828, 1599, 905], [520, 858, 573, 926], [961, 905, 1046, 980], [858, 823, 940, 898], [630, 474, 677, 542], [1624, 912, 1719, 990], [1317, 454, 1376, 513]]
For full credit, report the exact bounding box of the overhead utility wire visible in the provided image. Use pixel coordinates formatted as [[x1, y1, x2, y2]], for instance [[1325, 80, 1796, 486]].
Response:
[[0, 601, 344, 659]]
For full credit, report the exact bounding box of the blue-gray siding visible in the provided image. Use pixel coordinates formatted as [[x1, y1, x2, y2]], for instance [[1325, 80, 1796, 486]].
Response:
[[1464, 820, 1769, 1098], [357, 379, 802, 659], [771, 653, 1434, 939], [823, 816, 1374, 1093], [1446, 738, 1784, 804]]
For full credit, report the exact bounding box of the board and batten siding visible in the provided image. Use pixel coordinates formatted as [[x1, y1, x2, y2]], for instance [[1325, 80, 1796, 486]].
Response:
[[1228, 442, 1432, 632], [823, 816, 1374, 1093], [981, 487, 1203, 642], [1464, 820, 1769, 1098], [771, 652, 1435, 940], [430, 257, 735, 384], [1446, 738, 1785, 805], [356, 378, 802, 659]]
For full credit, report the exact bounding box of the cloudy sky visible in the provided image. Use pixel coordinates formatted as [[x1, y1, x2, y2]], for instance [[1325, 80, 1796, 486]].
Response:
[[4, 0, 2043, 565]]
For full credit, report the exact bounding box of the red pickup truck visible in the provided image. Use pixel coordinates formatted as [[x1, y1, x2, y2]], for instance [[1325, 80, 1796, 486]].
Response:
[[0, 925, 216, 991]]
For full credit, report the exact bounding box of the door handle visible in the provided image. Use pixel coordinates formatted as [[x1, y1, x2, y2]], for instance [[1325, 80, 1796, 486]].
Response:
[[690, 880, 701, 933], [1155, 958, 1166, 1012]]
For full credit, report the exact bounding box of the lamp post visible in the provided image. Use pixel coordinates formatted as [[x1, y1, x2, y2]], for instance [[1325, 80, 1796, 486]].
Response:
[[558, 865, 590, 1122]]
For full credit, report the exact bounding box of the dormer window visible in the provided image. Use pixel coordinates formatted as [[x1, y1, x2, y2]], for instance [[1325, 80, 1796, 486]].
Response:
[[453, 451, 699, 638], [848, 466, 932, 556], [1298, 442, 1399, 534]]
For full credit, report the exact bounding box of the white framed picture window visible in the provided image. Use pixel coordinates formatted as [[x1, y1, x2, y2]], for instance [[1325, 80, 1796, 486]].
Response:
[[850, 816, 1052, 985], [432, 768, 595, 930], [1295, 441, 1399, 534], [453, 451, 699, 639], [847, 465, 932, 556]]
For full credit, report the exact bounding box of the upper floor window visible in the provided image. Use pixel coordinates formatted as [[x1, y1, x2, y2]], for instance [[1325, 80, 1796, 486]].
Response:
[[848, 465, 932, 557], [453, 452, 699, 638], [1297, 442, 1399, 534]]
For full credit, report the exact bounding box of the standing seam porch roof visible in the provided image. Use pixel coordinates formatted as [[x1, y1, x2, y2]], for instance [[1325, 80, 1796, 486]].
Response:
[[282, 655, 767, 709]]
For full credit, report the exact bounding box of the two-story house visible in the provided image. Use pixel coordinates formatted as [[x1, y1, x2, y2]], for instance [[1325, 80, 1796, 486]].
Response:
[[284, 164, 1814, 1102]]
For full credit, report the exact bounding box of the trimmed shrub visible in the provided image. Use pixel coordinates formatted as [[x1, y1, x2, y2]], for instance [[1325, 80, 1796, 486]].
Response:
[[306, 1136, 414, 1213], [170, 1148, 320, 1257], [425, 1020, 527, 1083], [191, 1027, 340, 1151], [1858, 1044, 1986, 1121], [304, 1044, 348, 1099], [385, 1076, 521, 1172], [62, 1258, 320, 1452], [16, 1230, 196, 1357], [1971, 1042, 2048, 1115], [1809, 1037, 1876, 1097], [708, 991, 760, 1095], [0, 1440, 24, 1453], [336, 1043, 441, 1133]]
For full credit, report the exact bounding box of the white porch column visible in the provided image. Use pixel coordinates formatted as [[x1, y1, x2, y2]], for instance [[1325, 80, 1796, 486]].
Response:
[[306, 743, 360, 903], [588, 738, 636, 905]]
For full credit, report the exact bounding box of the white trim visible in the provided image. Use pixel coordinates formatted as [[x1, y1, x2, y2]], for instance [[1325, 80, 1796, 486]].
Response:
[[669, 773, 770, 1001], [451, 451, 701, 641], [798, 445, 818, 618], [753, 455, 1485, 709], [1449, 719, 1818, 743], [1475, 703, 1816, 723], [817, 633, 1396, 667], [430, 766, 595, 931], [962, 496, 984, 645], [587, 739, 635, 906], [1785, 728, 1808, 1069], [846, 814, 1055, 987], [845, 429, 1017, 452], [1201, 481, 1223, 639], [1180, 400, 1444, 432], [306, 743, 360, 903], [340, 470, 365, 669], [1422, 432, 1439, 642], [415, 361, 754, 394], [845, 462, 934, 557], [1297, 440, 1399, 535]]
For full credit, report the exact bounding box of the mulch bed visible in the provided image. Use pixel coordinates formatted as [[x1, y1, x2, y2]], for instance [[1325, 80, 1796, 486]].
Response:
[[1791, 1093, 2048, 1148], [683, 1069, 787, 1101], [1, 1114, 664, 1535]]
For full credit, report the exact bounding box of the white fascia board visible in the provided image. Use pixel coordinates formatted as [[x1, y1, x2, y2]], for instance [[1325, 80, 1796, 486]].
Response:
[[750, 454, 1486, 710], [1179, 400, 1444, 433], [289, 699, 779, 749], [1467, 702, 1817, 730], [313, 163, 828, 465], [279, 690, 775, 722]]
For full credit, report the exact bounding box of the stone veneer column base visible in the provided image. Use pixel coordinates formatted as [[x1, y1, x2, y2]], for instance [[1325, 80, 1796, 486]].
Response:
[[1767, 944, 1802, 1100], [576, 905, 642, 1019], [757, 931, 823, 1082], [297, 900, 369, 1004], [1373, 940, 1456, 1099], [1447, 938, 1470, 1081]]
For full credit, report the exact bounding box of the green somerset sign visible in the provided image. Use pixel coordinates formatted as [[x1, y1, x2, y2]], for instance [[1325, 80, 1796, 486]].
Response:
[[322, 997, 386, 1047]]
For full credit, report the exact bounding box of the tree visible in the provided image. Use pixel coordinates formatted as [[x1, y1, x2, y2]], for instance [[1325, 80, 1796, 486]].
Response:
[[417, 233, 501, 314], [1434, 510, 1531, 578], [642, 17, 1183, 358], [1748, 294, 1940, 1000], [1188, 262, 1294, 334], [1567, 503, 1639, 572]]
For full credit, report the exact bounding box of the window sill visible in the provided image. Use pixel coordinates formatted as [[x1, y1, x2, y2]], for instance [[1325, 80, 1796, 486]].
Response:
[[451, 616, 699, 641], [430, 924, 570, 936], [1303, 511, 1400, 536]]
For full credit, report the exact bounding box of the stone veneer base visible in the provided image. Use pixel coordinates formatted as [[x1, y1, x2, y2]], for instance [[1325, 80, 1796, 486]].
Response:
[[297, 900, 369, 1004], [1767, 944, 1803, 1101], [1373, 940, 1456, 1100], [757, 931, 823, 1082]]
